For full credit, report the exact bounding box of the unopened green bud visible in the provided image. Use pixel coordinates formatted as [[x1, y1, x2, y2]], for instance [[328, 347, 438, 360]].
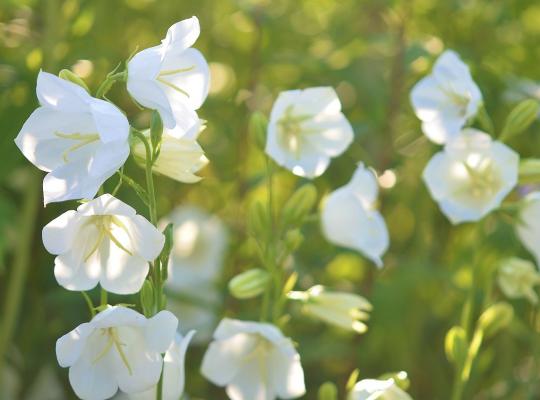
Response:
[[478, 302, 514, 338], [249, 111, 268, 150], [248, 201, 271, 239], [444, 326, 468, 366], [282, 184, 318, 228], [140, 280, 154, 317], [59, 69, 90, 92], [518, 158, 540, 184], [150, 110, 164, 159], [500, 99, 539, 141], [284, 229, 304, 252], [229, 268, 270, 299], [317, 382, 338, 400], [159, 223, 174, 281]]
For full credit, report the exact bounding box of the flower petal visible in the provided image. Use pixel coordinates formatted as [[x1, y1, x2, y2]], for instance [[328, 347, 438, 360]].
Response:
[[89, 99, 129, 143], [77, 194, 136, 217], [36, 71, 89, 112], [162, 17, 200, 54], [56, 322, 93, 368], [144, 310, 179, 353], [117, 214, 165, 261], [268, 347, 306, 399], [68, 352, 118, 400], [42, 210, 81, 255]]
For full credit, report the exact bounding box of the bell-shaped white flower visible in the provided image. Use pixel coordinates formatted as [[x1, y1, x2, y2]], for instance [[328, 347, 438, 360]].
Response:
[[127, 16, 210, 133], [56, 306, 178, 400], [498, 258, 540, 304], [423, 128, 519, 224], [133, 123, 208, 183], [410, 50, 482, 144], [289, 285, 372, 334], [516, 192, 540, 265], [266, 87, 354, 178], [43, 194, 164, 294], [349, 378, 412, 400], [15, 71, 130, 205], [116, 331, 195, 400], [201, 318, 306, 400], [321, 163, 389, 267]]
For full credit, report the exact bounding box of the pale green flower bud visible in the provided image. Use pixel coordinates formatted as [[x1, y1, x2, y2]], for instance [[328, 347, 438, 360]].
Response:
[[140, 280, 155, 317], [444, 326, 468, 366], [478, 302, 514, 338], [248, 201, 271, 239], [284, 229, 304, 252], [58, 69, 90, 92], [282, 184, 317, 228], [498, 258, 540, 304], [229, 268, 270, 299], [249, 111, 268, 151], [500, 99, 540, 142], [318, 382, 338, 400], [290, 285, 372, 334]]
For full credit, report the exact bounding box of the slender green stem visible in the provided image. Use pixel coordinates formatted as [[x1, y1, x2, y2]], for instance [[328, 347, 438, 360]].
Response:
[[0, 172, 40, 386], [82, 292, 96, 318], [95, 71, 126, 99]]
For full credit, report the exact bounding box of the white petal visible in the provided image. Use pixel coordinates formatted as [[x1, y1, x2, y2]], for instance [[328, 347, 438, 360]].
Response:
[[69, 353, 118, 400], [87, 140, 130, 179], [118, 215, 165, 261], [162, 330, 195, 399], [226, 356, 274, 400], [91, 306, 146, 329], [43, 160, 103, 205], [127, 46, 162, 80], [305, 113, 354, 157], [162, 17, 200, 54], [42, 210, 81, 255], [421, 114, 464, 144], [144, 310, 178, 353], [99, 240, 149, 295], [36, 71, 89, 112], [77, 194, 136, 217], [160, 48, 210, 110], [346, 164, 379, 205], [268, 347, 306, 399], [56, 322, 93, 368], [295, 87, 342, 115], [422, 152, 454, 201], [127, 79, 176, 129], [89, 99, 129, 143]]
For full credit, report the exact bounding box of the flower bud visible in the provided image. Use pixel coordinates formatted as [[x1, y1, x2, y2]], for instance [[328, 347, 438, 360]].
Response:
[[498, 258, 540, 304], [249, 111, 268, 151], [282, 184, 318, 228], [58, 69, 90, 92], [140, 280, 155, 317], [291, 285, 372, 334], [500, 99, 540, 141], [248, 201, 271, 239], [150, 110, 164, 156], [444, 326, 468, 366], [229, 268, 270, 299], [284, 229, 304, 252], [318, 382, 338, 400], [478, 302, 514, 338]]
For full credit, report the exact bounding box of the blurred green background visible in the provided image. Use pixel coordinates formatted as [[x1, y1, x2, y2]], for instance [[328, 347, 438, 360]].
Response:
[[1, 0, 540, 399]]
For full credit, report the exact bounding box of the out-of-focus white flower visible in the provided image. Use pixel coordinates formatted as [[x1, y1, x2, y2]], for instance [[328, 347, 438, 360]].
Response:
[[423, 128, 519, 224], [410, 50, 482, 144], [265, 87, 354, 178], [116, 331, 195, 400], [516, 192, 540, 266], [349, 378, 412, 400], [498, 258, 540, 304], [201, 318, 306, 400], [132, 124, 208, 183], [321, 163, 389, 267], [127, 16, 209, 133], [56, 306, 178, 400], [15, 71, 129, 205], [289, 285, 372, 334], [43, 194, 164, 294], [161, 206, 228, 289]]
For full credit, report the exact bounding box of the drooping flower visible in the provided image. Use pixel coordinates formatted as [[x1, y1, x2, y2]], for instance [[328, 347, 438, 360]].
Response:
[[43, 194, 164, 294], [266, 87, 354, 178], [498, 258, 540, 304], [201, 318, 306, 400], [127, 16, 210, 133], [516, 192, 540, 266], [423, 128, 519, 224], [410, 50, 482, 144], [288, 285, 372, 334], [15, 71, 130, 205], [348, 378, 413, 400], [56, 306, 178, 400], [321, 163, 389, 267], [160, 206, 228, 343], [132, 123, 208, 183], [116, 331, 195, 400]]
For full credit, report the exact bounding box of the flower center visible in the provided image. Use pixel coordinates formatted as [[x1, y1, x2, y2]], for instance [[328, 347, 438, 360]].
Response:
[[93, 327, 133, 375], [456, 154, 502, 201], [440, 83, 471, 117], [54, 132, 100, 163], [83, 215, 133, 262], [276, 105, 318, 158], [156, 66, 195, 98]]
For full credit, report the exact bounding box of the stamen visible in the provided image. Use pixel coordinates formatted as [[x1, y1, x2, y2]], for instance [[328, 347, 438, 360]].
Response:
[[156, 77, 190, 98], [54, 132, 100, 163], [158, 65, 195, 76], [93, 328, 133, 375]]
